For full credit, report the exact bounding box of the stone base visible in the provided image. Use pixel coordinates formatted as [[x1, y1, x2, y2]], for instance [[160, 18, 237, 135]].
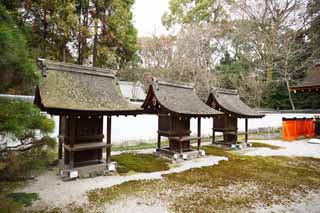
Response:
[[58, 160, 116, 179], [156, 147, 205, 160], [211, 141, 251, 150]]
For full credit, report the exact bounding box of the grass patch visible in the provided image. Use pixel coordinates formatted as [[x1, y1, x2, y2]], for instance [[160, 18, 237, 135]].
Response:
[[251, 142, 282, 150], [0, 146, 56, 212], [112, 142, 160, 152], [88, 146, 320, 212], [6, 192, 39, 207], [112, 153, 171, 174], [201, 145, 238, 160]]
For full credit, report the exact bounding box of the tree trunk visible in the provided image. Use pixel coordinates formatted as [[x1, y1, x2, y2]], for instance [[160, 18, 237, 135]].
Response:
[[92, 2, 99, 67], [285, 77, 295, 110]]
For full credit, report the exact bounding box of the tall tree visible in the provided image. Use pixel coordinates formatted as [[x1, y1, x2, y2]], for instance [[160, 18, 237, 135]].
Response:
[[0, 5, 38, 94], [307, 0, 320, 59], [5, 0, 138, 68], [162, 0, 229, 27]]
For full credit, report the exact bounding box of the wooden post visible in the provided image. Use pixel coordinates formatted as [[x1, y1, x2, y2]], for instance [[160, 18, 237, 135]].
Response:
[[69, 152, 74, 168], [212, 118, 215, 144], [245, 118, 248, 143], [157, 116, 161, 149], [197, 117, 201, 150], [106, 116, 112, 164], [157, 134, 161, 149], [69, 115, 76, 168], [58, 116, 62, 160], [58, 142, 62, 160]]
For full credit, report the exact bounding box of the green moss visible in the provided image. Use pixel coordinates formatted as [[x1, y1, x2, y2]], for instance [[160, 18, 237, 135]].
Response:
[[251, 142, 282, 150], [201, 145, 238, 160], [112, 142, 161, 152], [87, 180, 159, 206], [6, 192, 38, 207], [112, 153, 171, 174], [88, 147, 320, 212]]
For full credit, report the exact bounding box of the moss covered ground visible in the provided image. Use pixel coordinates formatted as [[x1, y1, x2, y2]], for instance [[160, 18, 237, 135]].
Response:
[[87, 146, 320, 212], [251, 142, 282, 150], [112, 153, 171, 174]]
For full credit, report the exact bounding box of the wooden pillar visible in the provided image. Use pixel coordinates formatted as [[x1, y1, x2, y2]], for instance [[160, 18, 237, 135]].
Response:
[[212, 118, 215, 144], [106, 116, 112, 164], [58, 116, 62, 160], [69, 115, 76, 168], [69, 152, 74, 168], [58, 142, 63, 160], [197, 117, 201, 150], [179, 140, 182, 154], [157, 116, 161, 149], [157, 135, 161, 149], [245, 118, 248, 143]]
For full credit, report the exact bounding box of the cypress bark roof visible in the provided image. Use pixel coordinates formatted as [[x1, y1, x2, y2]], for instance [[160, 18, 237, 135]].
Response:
[[207, 88, 264, 118], [35, 59, 141, 114], [290, 63, 320, 91], [142, 79, 222, 117]]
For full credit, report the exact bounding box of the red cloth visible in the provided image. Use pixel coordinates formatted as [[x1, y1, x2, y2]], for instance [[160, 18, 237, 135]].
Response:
[[282, 119, 314, 141]]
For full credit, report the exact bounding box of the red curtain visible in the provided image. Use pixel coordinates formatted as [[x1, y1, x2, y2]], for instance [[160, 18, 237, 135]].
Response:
[[282, 118, 314, 141]]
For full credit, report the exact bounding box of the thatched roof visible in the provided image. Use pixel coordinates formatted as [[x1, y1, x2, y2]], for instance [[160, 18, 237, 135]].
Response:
[[290, 62, 320, 91], [207, 88, 264, 118], [142, 79, 222, 117], [34, 59, 141, 114]]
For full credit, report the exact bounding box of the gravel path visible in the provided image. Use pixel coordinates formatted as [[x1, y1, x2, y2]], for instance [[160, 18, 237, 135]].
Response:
[[256, 191, 320, 213], [20, 139, 320, 212], [20, 155, 226, 209], [239, 139, 320, 158]]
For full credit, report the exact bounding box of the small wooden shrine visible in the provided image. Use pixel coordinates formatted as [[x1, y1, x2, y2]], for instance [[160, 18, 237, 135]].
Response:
[[290, 60, 320, 92], [34, 59, 141, 174], [290, 59, 320, 138], [206, 88, 264, 147], [142, 76, 222, 158]]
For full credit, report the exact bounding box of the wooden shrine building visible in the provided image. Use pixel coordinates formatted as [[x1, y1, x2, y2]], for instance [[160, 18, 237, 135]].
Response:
[[290, 59, 320, 137], [34, 59, 141, 174], [142, 76, 222, 159], [290, 60, 320, 92], [206, 88, 264, 147]]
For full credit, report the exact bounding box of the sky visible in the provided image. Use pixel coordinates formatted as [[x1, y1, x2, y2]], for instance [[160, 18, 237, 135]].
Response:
[[132, 0, 170, 37]]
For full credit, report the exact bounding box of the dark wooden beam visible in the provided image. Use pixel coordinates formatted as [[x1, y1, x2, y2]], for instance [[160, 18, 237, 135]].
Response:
[[245, 118, 248, 143], [69, 115, 76, 168], [106, 116, 112, 164], [58, 116, 62, 160], [157, 115, 161, 149], [197, 117, 201, 150], [212, 118, 215, 144]]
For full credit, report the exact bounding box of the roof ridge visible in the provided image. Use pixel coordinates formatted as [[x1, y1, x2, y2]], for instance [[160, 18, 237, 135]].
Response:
[[156, 79, 194, 89], [37, 58, 116, 78], [213, 87, 238, 95]]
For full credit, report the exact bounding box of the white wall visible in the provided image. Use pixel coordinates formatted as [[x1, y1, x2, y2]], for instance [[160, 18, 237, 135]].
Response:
[[50, 113, 320, 145]]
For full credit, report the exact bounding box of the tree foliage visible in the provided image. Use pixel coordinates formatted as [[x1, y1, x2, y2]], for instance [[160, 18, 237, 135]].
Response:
[[0, 99, 54, 140], [307, 0, 320, 59], [155, 0, 317, 109], [162, 0, 229, 27], [0, 5, 38, 94], [4, 0, 138, 68]]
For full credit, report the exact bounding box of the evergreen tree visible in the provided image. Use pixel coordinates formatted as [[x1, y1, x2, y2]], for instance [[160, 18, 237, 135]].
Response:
[[307, 0, 320, 59], [0, 5, 38, 94]]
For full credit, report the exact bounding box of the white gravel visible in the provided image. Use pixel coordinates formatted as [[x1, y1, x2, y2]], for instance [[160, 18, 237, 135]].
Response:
[[239, 139, 320, 158], [20, 155, 226, 209], [20, 139, 320, 212], [106, 198, 168, 213], [256, 191, 320, 213]]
